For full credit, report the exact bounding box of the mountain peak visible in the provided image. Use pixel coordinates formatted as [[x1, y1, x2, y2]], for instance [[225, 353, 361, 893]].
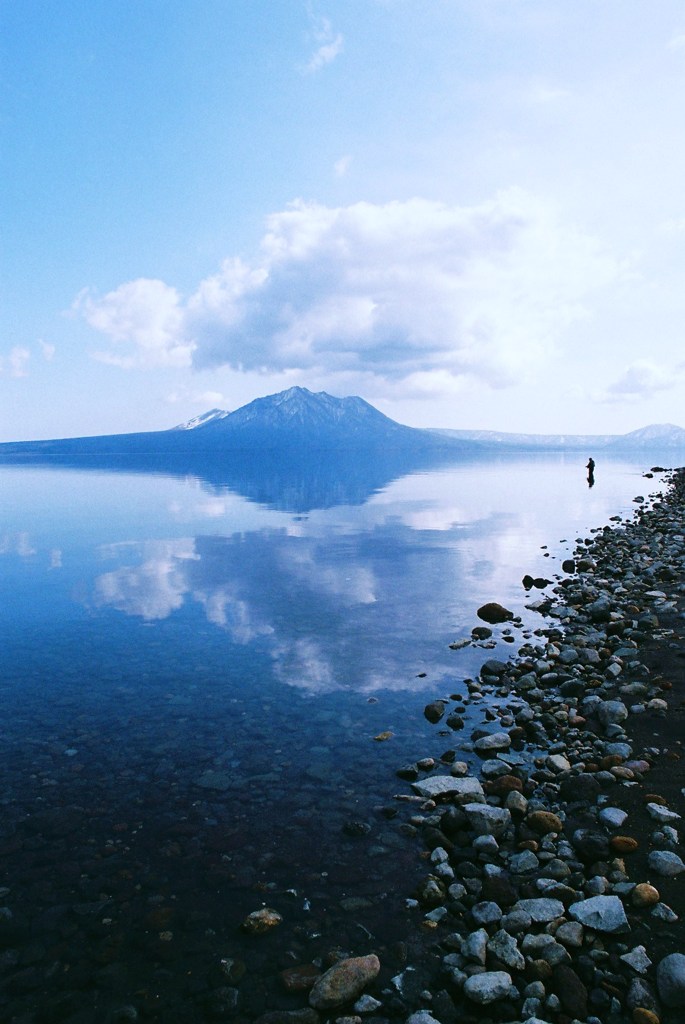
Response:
[[173, 408, 230, 431]]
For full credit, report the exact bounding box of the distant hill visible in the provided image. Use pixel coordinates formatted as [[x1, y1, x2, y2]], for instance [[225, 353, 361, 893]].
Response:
[[429, 422, 685, 452]]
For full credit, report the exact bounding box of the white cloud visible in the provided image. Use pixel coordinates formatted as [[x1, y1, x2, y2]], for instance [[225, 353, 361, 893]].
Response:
[[77, 191, 622, 393], [165, 388, 225, 406], [602, 359, 682, 402], [75, 279, 194, 368], [334, 154, 352, 177], [0, 346, 31, 378], [95, 539, 198, 620], [300, 14, 343, 74], [39, 339, 56, 361]]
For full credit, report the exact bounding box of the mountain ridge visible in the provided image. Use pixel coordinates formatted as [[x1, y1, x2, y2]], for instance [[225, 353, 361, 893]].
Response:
[[1, 387, 685, 454]]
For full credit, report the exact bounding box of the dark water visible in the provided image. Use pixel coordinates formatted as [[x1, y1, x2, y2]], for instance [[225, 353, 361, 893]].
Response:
[[0, 452, 662, 1021]]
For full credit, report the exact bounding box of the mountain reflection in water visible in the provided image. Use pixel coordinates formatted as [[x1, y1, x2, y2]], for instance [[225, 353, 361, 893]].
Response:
[[0, 451, 665, 1022]]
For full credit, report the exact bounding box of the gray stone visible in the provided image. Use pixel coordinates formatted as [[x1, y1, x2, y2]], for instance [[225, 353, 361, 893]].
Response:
[[481, 659, 509, 677], [463, 803, 512, 837], [568, 895, 629, 933], [648, 850, 685, 877], [515, 898, 565, 923], [520, 934, 569, 965], [657, 952, 685, 1008], [546, 753, 571, 773], [626, 977, 659, 1012], [463, 971, 512, 1004], [620, 946, 652, 975], [474, 732, 511, 754], [487, 929, 525, 971], [555, 921, 584, 948], [508, 849, 539, 874], [354, 995, 383, 1014], [646, 802, 681, 825], [599, 806, 628, 829], [461, 927, 488, 965], [471, 901, 503, 926], [406, 1013, 441, 1024], [411, 776, 485, 803]]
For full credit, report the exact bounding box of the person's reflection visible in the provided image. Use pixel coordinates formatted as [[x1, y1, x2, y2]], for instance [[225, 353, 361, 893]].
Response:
[[586, 457, 595, 488]]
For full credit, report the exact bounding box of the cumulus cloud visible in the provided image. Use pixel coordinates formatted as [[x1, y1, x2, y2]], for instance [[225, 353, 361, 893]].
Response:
[[300, 14, 343, 74], [39, 339, 56, 361], [602, 359, 683, 401], [75, 279, 193, 368], [78, 190, 621, 389]]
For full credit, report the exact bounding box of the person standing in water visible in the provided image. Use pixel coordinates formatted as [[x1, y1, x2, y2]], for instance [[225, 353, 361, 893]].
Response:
[[586, 457, 595, 487]]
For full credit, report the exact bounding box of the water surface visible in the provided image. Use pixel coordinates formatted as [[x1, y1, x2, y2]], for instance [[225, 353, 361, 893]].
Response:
[[0, 451, 663, 1020]]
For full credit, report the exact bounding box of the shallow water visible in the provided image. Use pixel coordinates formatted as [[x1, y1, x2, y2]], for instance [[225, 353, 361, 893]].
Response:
[[0, 452, 665, 1019]]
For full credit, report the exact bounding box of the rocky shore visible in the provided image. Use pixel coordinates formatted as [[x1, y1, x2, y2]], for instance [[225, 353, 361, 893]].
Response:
[[253, 466, 685, 1024]]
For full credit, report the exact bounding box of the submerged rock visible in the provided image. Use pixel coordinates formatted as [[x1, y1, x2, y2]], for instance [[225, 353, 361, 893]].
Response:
[[308, 955, 380, 1010], [477, 602, 514, 624]]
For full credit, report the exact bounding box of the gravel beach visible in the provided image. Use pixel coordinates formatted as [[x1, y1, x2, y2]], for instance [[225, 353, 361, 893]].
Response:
[[257, 465, 685, 1024]]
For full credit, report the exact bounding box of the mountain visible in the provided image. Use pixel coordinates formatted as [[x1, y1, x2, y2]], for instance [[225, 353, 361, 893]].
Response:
[[0, 387, 465, 456], [430, 422, 685, 452], [1, 387, 684, 459], [612, 423, 685, 449], [187, 387, 455, 450]]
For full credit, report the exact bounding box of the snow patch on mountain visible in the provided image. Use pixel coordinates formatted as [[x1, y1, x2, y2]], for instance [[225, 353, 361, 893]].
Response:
[[173, 408, 230, 430]]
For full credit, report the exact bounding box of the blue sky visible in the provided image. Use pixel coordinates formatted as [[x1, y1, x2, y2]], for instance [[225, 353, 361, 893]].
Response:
[[2, 0, 685, 441]]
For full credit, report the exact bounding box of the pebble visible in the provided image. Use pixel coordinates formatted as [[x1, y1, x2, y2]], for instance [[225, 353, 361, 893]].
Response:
[[462, 970, 513, 1004], [657, 952, 685, 1008], [648, 850, 685, 876], [308, 955, 380, 1010]]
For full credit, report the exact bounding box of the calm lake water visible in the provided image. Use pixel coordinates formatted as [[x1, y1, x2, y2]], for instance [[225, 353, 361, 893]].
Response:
[[0, 451, 665, 1021]]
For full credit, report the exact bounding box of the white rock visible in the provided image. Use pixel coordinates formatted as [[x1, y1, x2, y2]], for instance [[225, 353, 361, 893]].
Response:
[[463, 803, 512, 837], [474, 732, 511, 753], [647, 802, 681, 825], [412, 776, 485, 802], [620, 945, 652, 975], [463, 971, 513, 1005], [599, 807, 629, 829], [568, 895, 629, 933]]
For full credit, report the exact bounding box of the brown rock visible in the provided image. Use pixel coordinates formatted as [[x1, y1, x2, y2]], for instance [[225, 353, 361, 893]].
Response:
[[309, 955, 381, 1010], [242, 908, 283, 934], [485, 775, 523, 798], [610, 836, 639, 854], [600, 754, 625, 769], [631, 883, 660, 908], [632, 1010, 660, 1024], [526, 810, 563, 835]]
